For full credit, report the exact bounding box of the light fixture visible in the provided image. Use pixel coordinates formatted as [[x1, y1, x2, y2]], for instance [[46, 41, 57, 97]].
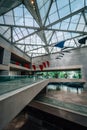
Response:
[[31, 0, 34, 4]]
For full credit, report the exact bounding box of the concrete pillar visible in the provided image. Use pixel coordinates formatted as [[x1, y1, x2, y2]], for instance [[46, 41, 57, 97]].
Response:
[[1, 49, 11, 75], [2, 49, 11, 65]]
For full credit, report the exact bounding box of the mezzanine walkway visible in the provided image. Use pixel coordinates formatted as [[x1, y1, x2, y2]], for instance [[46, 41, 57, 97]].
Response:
[[0, 77, 86, 129], [0, 77, 49, 130]]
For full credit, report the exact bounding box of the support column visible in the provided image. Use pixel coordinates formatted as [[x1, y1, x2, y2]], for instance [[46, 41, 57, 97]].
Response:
[[2, 49, 11, 65], [1, 48, 11, 75]]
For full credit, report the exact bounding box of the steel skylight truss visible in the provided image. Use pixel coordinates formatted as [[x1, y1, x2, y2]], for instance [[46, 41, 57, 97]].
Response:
[[0, 0, 87, 57]]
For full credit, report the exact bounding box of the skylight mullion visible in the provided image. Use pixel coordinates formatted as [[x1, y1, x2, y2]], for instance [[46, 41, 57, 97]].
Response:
[[67, 17, 72, 30], [75, 14, 82, 31], [15, 30, 39, 42], [63, 32, 65, 40], [19, 28, 24, 37], [55, 32, 58, 41], [69, 0, 72, 13], [16, 43, 42, 46], [46, 27, 86, 34], [11, 27, 13, 43], [26, 46, 43, 52], [44, 0, 53, 25], [73, 39, 79, 47], [48, 31, 55, 44], [46, 6, 87, 28], [26, 29, 30, 34], [14, 28, 20, 40], [84, 0, 86, 6], [59, 22, 62, 30], [56, 0, 60, 19], [3, 15, 6, 24], [12, 9, 16, 25], [23, 5, 25, 26], [26, 28, 30, 35], [2, 27, 9, 35], [27, 52, 46, 54], [82, 10, 87, 25]]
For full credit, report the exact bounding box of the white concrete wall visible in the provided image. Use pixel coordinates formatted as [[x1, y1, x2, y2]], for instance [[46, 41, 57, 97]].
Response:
[[32, 47, 87, 88], [0, 36, 30, 62], [0, 79, 49, 130]]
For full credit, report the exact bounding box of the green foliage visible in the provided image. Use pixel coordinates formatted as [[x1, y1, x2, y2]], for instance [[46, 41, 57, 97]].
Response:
[[35, 70, 82, 79]]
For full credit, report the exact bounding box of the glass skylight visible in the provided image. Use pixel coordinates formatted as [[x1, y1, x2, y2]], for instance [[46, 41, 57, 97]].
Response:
[[0, 0, 87, 57]]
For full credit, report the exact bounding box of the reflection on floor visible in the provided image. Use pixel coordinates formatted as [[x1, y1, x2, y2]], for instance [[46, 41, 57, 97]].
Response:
[[3, 111, 29, 130], [2, 83, 87, 130], [3, 106, 87, 130], [47, 84, 87, 106]]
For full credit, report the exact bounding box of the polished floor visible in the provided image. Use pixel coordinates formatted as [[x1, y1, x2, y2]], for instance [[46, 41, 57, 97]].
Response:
[[2, 83, 87, 130], [35, 84, 87, 115], [3, 105, 87, 130], [47, 87, 87, 106]]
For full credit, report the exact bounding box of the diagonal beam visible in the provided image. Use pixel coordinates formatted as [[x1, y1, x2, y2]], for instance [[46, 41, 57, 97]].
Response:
[[37, 31, 50, 53], [0, 34, 10, 43], [44, 0, 53, 25], [11, 27, 13, 43], [0, 23, 39, 29], [27, 52, 47, 54], [25, 34, 85, 53], [46, 6, 87, 28], [26, 47, 43, 52], [23, 0, 42, 26], [14, 29, 40, 42], [25, 45, 48, 52], [43, 28, 87, 34], [0, 23, 87, 35], [0, 2, 22, 16], [82, 10, 87, 25], [49, 34, 86, 47], [15, 43, 43, 46], [15, 33, 85, 48], [48, 31, 55, 44]]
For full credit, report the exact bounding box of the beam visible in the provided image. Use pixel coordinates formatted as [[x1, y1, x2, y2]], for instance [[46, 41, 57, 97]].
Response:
[[27, 52, 47, 54], [43, 28, 87, 34], [0, 3, 22, 16], [44, 0, 53, 25], [46, 6, 87, 28], [0, 34, 10, 43], [48, 34, 85, 47], [15, 34, 85, 49], [25, 46, 43, 52], [14, 30, 40, 42], [11, 27, 13, 43], [15, 43, 44, 46], [82, 11, 87, 25], [1, 22, 86, 35], [0, 23, 39, 30]]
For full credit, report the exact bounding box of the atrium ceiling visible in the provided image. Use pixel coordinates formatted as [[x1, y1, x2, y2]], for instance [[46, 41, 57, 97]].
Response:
[[0, 0, 87, 57]]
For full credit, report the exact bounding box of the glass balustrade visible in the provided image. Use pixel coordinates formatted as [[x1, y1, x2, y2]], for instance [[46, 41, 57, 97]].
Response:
[[35, 96, 87, 115], [0, 75, 44, 95]]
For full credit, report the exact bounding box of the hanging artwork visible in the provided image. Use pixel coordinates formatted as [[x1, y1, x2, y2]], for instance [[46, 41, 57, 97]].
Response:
[[54, 40, 65, 48], [46, 61, 50, 67], [32, 65, 36, 70], [42, 62, 46, 68], [24, 64, 30, 69], [15, 62, 20, 65], [39, 64, 43, 71]]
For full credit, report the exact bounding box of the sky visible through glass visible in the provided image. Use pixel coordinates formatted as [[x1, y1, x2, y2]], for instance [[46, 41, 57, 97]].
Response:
[[0, 0, 87, 57]]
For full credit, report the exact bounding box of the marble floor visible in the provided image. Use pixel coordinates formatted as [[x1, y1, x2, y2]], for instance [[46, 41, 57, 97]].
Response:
[[47, 89, 87, 106]]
